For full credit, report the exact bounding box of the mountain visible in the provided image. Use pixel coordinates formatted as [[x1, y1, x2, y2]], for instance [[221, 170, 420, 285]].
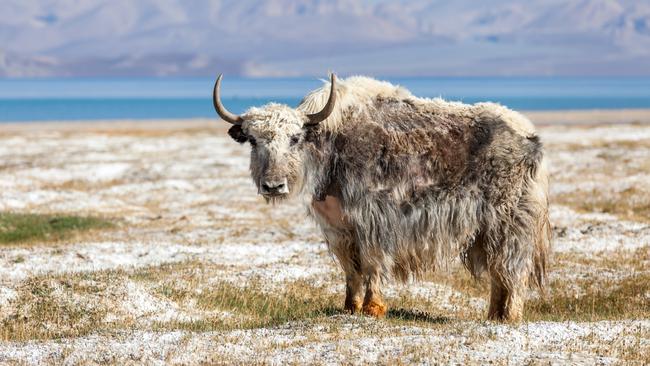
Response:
[[1, 0, 649, 77]]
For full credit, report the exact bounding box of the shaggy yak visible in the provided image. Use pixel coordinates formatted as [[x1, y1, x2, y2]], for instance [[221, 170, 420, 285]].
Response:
[[213, 74, 550, 321]]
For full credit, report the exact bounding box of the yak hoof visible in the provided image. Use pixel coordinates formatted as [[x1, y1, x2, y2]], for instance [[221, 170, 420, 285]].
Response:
[[487, 307, 523, 323], [362, 300, 387, 318], [344, 299, 362, 314]]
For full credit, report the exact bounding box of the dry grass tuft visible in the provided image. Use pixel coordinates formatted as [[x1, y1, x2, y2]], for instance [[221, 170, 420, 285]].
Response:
[[133, 262, 341, 332], [527, 248, 650, 322], [551, 136, 650, 223], [1, 274, 112, 341], [526, 273, 650, 322], [39, 179, 128, 192], [556, 186, 650, 223], [161, 280, 339, 331]]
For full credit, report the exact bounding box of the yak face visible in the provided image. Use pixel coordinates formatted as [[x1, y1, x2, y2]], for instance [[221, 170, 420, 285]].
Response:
[[235, 104, 310, 202], [214, 74, 337, 203]]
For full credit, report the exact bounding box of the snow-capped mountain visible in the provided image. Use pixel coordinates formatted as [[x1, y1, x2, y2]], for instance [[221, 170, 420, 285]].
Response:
[[1, 0, 649, 76]]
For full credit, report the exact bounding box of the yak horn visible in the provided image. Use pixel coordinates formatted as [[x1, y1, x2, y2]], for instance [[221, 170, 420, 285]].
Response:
[[213, 74, 244, 125], [305, 74, 337, 126]]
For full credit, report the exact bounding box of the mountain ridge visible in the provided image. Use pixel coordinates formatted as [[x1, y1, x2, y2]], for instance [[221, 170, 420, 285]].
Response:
[[1, 0, 649, 77]]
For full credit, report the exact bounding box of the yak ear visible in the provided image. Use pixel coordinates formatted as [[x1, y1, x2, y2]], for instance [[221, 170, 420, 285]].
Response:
[[228, 125, 248, 144]]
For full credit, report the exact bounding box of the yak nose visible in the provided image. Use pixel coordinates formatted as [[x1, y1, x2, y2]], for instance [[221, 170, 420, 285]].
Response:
[[261, 178, 289, 195]]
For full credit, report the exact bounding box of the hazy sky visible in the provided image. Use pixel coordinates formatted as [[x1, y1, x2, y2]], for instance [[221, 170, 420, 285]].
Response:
[[1, 0, 649, 77]]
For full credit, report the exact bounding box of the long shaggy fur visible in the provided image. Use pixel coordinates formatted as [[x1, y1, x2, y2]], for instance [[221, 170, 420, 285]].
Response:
[[236, 76, 551, 321], [300, 77, 551, 320]]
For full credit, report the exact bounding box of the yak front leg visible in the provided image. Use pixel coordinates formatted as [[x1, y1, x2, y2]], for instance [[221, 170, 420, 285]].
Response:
[[325, 234, 363, 313], [335, 236, 363, 313], [333, 236, 363, 314], [344, 269, 364, 313], [362, 268, 387, 317], [337, 240, 363, 313], [312, 196, 364, 313]]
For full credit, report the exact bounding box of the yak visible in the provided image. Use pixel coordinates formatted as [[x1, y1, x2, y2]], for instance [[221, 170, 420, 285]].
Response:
[[213, 74, 550, 321]]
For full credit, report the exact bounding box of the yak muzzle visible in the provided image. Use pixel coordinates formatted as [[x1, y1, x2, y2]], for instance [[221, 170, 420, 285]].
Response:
[[260, 178, 289, 196]]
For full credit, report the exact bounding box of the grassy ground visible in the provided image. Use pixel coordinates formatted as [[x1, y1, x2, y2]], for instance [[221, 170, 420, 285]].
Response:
[[0, 121, 648, 365], [0, 212, 112, 244]]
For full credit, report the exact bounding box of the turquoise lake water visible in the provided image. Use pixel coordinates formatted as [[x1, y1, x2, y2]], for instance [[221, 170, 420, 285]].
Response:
[[1, 77, 649, 122]]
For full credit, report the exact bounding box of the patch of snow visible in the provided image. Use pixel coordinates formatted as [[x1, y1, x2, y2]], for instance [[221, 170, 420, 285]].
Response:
[[0, 287, 18, 307], [3, 319, 643, 365], [207, 241, 321, 267], [105, 280, 233, 325], [0, 240, 333, 289], [386, 281, 487, 312], [551, 206, 650, 252], [0, 242, 195, 283]]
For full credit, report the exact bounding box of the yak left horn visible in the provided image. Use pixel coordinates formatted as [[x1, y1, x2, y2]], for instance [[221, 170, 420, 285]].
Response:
[[213, 74, 244, 125], [305, 73, 337, 126]]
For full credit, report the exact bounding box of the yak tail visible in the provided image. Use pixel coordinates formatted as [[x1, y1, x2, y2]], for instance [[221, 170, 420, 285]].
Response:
[[531, 210, 551, 288], [529, 155, 551, 289], [523, 134, 545, 180]]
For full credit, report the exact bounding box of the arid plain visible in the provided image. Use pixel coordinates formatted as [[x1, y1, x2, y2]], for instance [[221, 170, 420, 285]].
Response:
[[0, 110, 649, 365]]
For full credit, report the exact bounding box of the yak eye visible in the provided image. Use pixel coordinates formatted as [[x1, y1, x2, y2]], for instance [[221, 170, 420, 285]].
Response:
[[249, 137, 257, 147], [290, 135, 301, 146]]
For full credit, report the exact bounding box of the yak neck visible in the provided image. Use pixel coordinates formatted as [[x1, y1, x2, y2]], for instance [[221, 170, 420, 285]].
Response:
[[303, 127, 339, 201]]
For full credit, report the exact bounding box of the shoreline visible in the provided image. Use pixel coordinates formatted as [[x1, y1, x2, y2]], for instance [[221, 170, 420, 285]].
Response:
[[2, 109, 650, 131], [525, 108, 650, 126]]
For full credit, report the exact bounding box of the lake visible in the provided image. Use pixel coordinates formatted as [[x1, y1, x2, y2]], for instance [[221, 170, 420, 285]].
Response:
[[1, 77, 649, 122]]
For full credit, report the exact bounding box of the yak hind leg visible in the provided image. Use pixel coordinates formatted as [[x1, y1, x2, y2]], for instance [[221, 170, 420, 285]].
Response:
[[469, 233, 524, 320], [464, 231, 525, 321], [486, 195, 545, 322], [362, 268, 387, 318], [486, 233, 528, 322], [487, 273, 526, 322]]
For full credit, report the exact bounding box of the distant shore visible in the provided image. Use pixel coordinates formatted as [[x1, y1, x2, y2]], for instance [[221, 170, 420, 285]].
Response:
[[525, 108, 650, 126], [2, 109, 650, 132]]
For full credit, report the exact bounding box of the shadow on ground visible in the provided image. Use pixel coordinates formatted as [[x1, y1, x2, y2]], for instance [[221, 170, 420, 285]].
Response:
[[387, 308, 451, 324]]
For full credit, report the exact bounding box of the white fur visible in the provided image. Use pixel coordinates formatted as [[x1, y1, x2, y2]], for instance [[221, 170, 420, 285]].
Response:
[[296, 76, 537, 136], [297, 76, 413, 132]]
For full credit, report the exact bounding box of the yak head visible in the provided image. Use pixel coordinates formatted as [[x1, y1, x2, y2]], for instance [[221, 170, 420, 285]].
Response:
[[213, 74, 336, 203]]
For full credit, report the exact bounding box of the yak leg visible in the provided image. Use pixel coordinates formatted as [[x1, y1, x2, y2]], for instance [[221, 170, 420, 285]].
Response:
[[324, 234, 363, 313], [487, 275, 507, 320], [487, 202, 541, 322], [465, 231, 524, 321], [344, 265, 364, 313], [333, 235, 363, 313], [312, 197, 363, 312], [362, 268, 387, 318], [488, 250, 529, 322], [488, 276, 526, 322]]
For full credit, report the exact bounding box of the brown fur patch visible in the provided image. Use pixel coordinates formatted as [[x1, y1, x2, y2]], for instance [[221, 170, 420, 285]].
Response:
[[311, 196, 347, 228], [362, 299, 387, 318]]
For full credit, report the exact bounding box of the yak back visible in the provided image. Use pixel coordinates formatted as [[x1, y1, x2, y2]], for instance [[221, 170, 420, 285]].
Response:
[[323, 96, 544, 278], [330, 96, 542, 205]]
